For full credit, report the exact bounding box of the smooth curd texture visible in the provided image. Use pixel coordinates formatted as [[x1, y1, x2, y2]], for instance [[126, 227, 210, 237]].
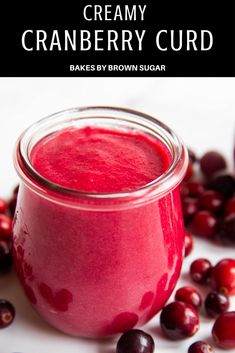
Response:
[[31, 126, 170, 192]]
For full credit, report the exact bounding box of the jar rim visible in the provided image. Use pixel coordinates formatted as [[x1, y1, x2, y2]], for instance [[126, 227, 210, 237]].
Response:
[[14, 106, 188, 206]]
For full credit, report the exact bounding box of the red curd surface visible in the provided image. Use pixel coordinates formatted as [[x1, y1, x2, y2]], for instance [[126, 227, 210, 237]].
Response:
[[13, 126, 184, 337]]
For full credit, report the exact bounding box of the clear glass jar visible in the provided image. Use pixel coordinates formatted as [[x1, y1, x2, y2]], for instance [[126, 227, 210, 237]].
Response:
[[13, 107, 188, 337]]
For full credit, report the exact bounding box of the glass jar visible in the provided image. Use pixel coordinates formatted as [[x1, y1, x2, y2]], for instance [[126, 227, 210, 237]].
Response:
[[13, 107, 188, 337]]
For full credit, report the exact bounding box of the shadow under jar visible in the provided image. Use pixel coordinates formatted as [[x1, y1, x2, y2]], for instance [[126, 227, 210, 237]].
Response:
[[13, 107, 188, 338]]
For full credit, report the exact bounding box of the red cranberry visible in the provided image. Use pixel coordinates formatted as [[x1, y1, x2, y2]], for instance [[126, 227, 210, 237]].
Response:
[[0, 199, 7, 214], [175, 286, 202, 311], [184, 160, 194, 181], [182, 198, 199, 223], [184, 230, 194, 257], [212, 311, 235, 349], [0, 214, 12, 238], [199, 190, 224, 214], [190, 211, 218, 238], [116, 329, 154, 353], [180, 182, 190, 198], [211, 259, 235, 295], [188, 341, 214, 353], [0, 239, 12, 272], [217, 214, 235, 244], [160, 301, 199, 340], [208, 174, 235, 199], [225, 197, 235, 216], [190, 258, 212, 284], [0, 299, 15, 328], [205, 291, 229, 318], [187, 181, 205, 197], [200, 151, 226, 178]]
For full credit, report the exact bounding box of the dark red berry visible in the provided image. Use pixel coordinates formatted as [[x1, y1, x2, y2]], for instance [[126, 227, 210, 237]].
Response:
[[190, 211, 218, 238], [116, 329, 154, 353], [188, 341, 214, 353], [0, 299, 15, 328], [184, 160, 194, 181], [212, 311, 235, 349], [217, 214, 235, 244], [187, 181, 204, 197], [199, 190, 224, 214], [8, 197, 17, 217], [225, 197, 235, 216], [200, 151, 226, 178], [182, 198, 199, 223], [205, 291, 229, 318], [184, 230, 194, 257], [0, 214, 12, 238], [208, 174, 235, 199], [188, 149, 197, 164], [180, 182, 190, 198], [210, 259, 235, 295], [0, 199, 7, 214], [0, 239, 12, 272], [175, 286, 202, 310], [190, 258, 212, 284], [160, 301, 199, 340]]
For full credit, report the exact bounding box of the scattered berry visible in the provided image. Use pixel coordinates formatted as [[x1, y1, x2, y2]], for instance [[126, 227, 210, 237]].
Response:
[[184, 230, 194, 257], [184, 160, 194, 181], [212, 311, 235, 349], [190, 258, 212, 284], [188, 341, 214, 353], [0, 199, 7, 214], [0, 214, 12, 238], [190, 211, 217, 238], [0, 299, 15, 328], [180, 182, 190, 198], [205, 291, 229, 318], [175, 286, 202, 311], [199, 190, 224, 214], [187, 181, 204, 197], [208, 174, 235, 199], [200, 151, 226, 178], [116, 329, 154, 353], [225, 197, 235, 216], [160, 301, 199, 340], [210, 259, 235, 295], [218, 214, 235, 244], [182, 198, 199, 223]]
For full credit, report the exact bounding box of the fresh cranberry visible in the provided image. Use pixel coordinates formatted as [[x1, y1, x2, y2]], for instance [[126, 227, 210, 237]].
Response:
[[200, 151, 227, 178], [217, 214, 235, 244], [212, 311, 235, 349], [175, 286, 202, 311], [199, 190, 224, 214], [182, 198, 199, 223], [225, 197, 235, 216], [190, 211, 218, 238], [116, 329, 154, 353], [184, 160, 194, 181], [160, 301, 199, 339], [0, 214, 12, 238], [180, 182, 190, 198], [211, 259, 235, 295], [208, 174, 235, 199], [0, 199, 7, 214], [205, 291, 229, 318], [188, 149, 197, 164], [0, 299, 15, 328], [184, 230, 194, 257], [187, 181, 205, 197], [190, 258, 212, 284], [188, 341, 214, 353], [0, 239, 12, 272]]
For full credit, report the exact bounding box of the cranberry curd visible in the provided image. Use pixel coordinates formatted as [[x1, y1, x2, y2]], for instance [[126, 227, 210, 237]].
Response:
[[13, 107, 188, 337]]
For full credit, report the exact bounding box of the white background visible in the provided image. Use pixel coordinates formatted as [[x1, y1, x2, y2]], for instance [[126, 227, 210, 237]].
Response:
[[0, 78, 234, 353]]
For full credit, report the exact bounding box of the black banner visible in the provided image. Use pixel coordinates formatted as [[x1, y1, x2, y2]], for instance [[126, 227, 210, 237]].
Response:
[[0, 1, 234, 77]]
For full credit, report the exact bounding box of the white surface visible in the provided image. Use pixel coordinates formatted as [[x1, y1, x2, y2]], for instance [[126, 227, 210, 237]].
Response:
[[0, 78, 234, 353]]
